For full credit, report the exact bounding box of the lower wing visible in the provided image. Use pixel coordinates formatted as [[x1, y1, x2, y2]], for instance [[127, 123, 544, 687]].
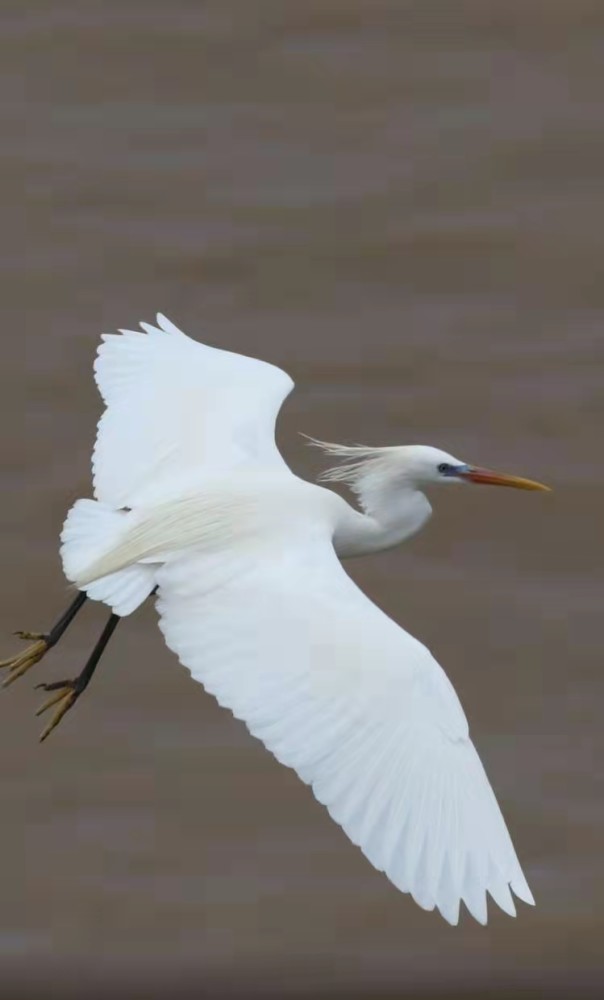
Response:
[[153, 535, 534, 925]]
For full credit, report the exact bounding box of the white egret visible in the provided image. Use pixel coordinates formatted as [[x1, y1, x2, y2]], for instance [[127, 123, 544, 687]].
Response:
[[1, 314, 550, 925]]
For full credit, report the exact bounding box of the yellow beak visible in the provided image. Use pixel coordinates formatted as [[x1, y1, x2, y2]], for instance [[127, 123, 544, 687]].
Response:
[[459, 467, 551, 492]]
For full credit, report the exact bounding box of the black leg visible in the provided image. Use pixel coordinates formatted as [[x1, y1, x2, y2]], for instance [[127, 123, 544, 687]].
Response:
[[36, 612, 121, 742], [43, 591, 88, 649], [1, 591, 89, 686]]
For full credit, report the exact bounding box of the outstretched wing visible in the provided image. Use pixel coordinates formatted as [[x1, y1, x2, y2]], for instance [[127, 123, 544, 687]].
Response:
[[92, 314, 294, 507], [154, 532, 534, 925]]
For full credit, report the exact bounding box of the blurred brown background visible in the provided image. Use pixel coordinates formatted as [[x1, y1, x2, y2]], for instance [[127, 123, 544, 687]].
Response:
[[0, 1, 602, 997]]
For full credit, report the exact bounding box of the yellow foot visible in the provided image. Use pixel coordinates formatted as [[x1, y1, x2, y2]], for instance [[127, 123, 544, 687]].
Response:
[[35, 680, 80, 742], [0, 632, 50, 687]]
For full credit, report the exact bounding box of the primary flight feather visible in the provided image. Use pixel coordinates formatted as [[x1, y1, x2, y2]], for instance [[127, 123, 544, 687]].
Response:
[[3, 314, 550, 925]]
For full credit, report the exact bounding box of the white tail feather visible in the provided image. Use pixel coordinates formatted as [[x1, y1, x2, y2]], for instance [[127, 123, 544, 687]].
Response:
[[60, 500, 156, 616]]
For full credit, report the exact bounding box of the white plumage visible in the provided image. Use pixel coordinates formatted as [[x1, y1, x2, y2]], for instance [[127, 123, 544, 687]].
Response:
[[92, 315, 293, 508], [60, 313, 544, 925]]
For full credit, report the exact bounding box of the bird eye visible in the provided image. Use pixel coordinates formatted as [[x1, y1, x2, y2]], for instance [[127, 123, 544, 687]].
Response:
[[438, 463, 451, 474]]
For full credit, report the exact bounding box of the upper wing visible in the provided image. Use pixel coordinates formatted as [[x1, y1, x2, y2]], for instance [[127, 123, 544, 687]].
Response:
[[154, 533, 534, 925], [92, 314, 294, 507]]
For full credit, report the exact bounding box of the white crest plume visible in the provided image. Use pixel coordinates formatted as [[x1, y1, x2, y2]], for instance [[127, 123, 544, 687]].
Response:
[[304, 435, 402, 512]]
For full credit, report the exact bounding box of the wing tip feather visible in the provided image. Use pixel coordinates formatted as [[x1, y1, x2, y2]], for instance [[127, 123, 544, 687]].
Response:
[[156, 313, 185, 336], [511, 875, 536, 907]]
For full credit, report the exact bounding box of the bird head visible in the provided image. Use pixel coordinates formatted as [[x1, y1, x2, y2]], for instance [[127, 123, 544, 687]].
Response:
[[401, 445, 551, 492]]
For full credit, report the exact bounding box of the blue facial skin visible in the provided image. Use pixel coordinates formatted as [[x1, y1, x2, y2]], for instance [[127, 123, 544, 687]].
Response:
[[438, 463, 471, 478]]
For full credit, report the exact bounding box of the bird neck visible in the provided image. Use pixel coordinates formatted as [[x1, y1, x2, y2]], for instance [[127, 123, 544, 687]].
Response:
[[334, 486, 432, 558]]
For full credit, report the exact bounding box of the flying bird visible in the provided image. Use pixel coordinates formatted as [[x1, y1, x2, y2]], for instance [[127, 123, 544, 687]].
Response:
[[1, 314, 550, 925]]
